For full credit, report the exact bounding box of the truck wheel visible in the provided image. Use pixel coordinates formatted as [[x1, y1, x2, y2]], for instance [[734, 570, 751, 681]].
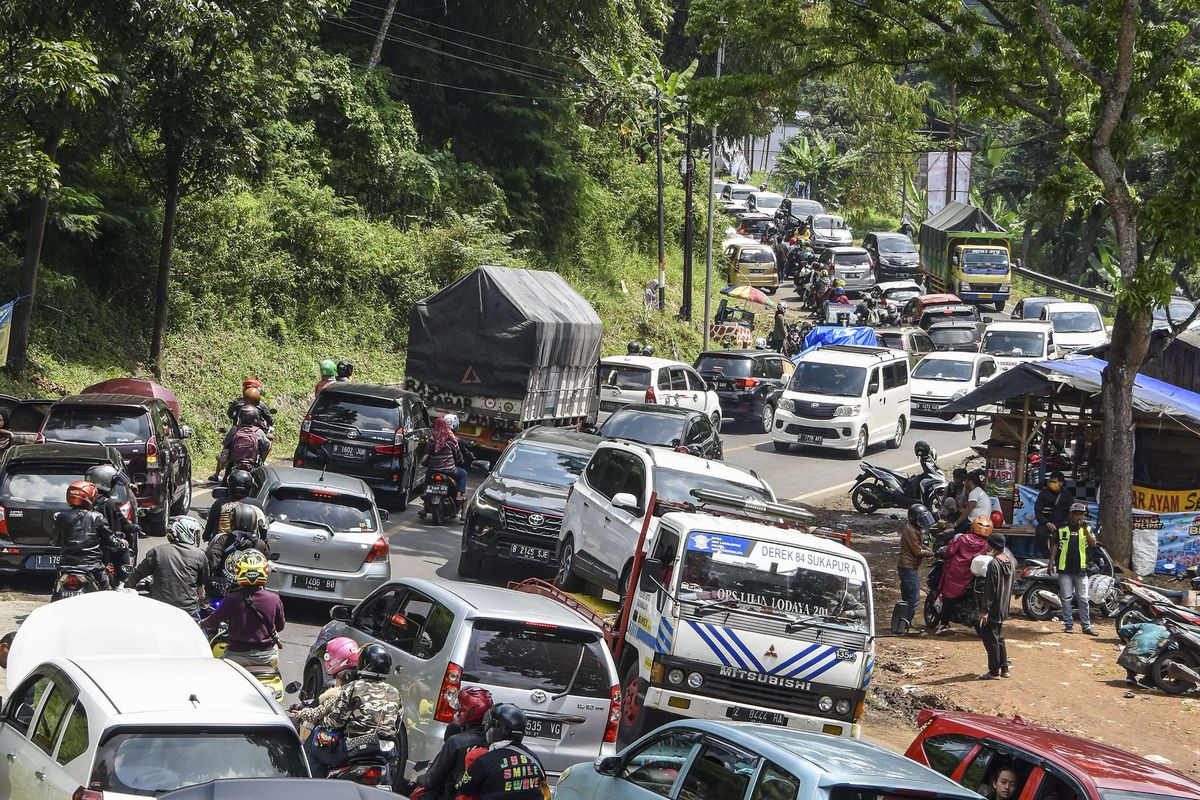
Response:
[[457, 550, 482, 579], [618, 660, 650, 748], [1021, 584, 1056, 621], [993, 300, 1005, 313], [555, 538, 586, 593]]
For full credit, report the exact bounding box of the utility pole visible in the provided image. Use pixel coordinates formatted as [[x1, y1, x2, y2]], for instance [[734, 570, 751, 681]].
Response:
[[703, 35, 726, 349], [656, 87, 666, 311], [681, 109, 694, 321]]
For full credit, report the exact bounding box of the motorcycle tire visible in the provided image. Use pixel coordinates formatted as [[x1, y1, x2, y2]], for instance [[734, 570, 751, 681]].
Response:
[[922, 594, 939, 629], [431, 499, 443, 526], [1114, 600, 1149, 632], [1021, 584, 1057, 621], [1152, 648, 1200, 695], [851, 484, 882, 514]]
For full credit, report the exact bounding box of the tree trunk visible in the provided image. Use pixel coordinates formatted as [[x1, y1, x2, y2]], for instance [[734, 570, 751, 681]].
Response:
[[1065, 203, 1104, 284], [8, 128, 62, 376], [367, 0, 399, 69], [150, 139, 183, 378]]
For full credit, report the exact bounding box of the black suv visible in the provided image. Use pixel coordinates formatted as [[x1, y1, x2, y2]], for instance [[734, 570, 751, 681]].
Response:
[[0, 443, 132, 574], [863, 231, 919, 281], [40, 394, 193, 536], [599, 404, 722, 460], [459, 426, 600, 580], [694, 349, 789, 433], [294, 383, 431, 506]]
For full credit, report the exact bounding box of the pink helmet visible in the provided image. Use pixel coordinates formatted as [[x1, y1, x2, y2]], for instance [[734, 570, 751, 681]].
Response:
[[322, 637, 361, 677]]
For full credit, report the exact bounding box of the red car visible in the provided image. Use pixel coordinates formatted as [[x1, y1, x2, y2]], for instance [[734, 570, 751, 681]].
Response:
[[906, 709, 1200, 800]]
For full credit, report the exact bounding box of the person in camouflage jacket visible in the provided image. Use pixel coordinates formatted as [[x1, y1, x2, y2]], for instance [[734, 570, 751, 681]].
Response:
[[306, 642, 402, 777]]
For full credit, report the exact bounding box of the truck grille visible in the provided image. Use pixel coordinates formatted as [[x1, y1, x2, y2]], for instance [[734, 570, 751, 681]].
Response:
[[680, 606, 868, 650], [502, 506, 561, 538], [790, 402, 840, 420], [695, 672, 826, 715]]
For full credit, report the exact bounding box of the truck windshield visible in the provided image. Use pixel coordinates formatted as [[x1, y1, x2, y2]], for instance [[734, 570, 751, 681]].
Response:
[[1047, 310, 1102, 333], [678, 531, 869, 629], [789, 362, 867, 397], [982, 330, 1044, 358], [961, 248, 1009, 274]]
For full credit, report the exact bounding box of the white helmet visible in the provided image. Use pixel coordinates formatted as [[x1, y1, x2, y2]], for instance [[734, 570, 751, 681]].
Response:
[[443, 413, 460, 431], [970, 554, 994, 578]]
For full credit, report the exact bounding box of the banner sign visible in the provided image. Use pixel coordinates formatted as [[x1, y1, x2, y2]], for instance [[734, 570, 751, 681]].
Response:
[[0, 300, 13, 366]]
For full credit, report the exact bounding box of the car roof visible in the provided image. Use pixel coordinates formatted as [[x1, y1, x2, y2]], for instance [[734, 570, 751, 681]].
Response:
[[800, 345, 901, 365], [828, 246, 868, 254], [61, 655, 284, 722], [922, 711, 1200, 796], [595, 439, 768, 487], [927, 319, 982, 329], [160, 779, 397, 800], [812, 213, 844, 220], [398, 578, 609, 631], [986, 320, 1053, 331], [261, 465, 373, 495], [737, 212, 771, 220], [749, 191, 783, 199], [871, 231, 914, 240], [663, 721, 977, 797], [514, 425, 604, 452], [915, 293, 962, 304], [53, 393, 158, 410], [1044, 301, 1100, 313], [3, 442, 122, 465], [1020, 296, 1063, 305], [602, 355, 689, 370], [318, 382, 415, 403], [733, 242, 772, 251], [727, 183, 756, 191], [921, 305, 976, 316]]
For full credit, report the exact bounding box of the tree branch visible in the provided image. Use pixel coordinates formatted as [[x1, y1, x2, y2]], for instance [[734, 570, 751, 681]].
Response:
[[1032, 0, 1107, 88], [998, 86, 1060, 127], [1130, 19, 1200, 109]]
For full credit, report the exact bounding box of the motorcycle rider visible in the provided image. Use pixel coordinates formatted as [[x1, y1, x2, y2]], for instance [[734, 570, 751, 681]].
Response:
[[898, 504, 935, 633], [1034, 470, 1072, 557], [199, 549, 284, 668], [1050, 501, 1099, 635], [290, 637, 361, 735], [933, 516, 994, 635], [627, 341, 642, 356], [225, 406, 272, 465], [52, 480, 127, 591], [407, 687, 494, 800], [85, 463, 141, 572], [336, 360, 354, 382], [303, 642, 402, 778], [453, 703, 547, 800], [316, 359, 338, 395], [202, 469, 265, 543], [205, 503, 270, 598], [855, 295, 882, 326], [420, 415, 469, 518], [125, 515, 209, 618]]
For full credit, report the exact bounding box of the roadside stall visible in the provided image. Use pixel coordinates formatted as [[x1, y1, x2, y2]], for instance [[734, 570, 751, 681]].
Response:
[[941, 355, 1200, 573]]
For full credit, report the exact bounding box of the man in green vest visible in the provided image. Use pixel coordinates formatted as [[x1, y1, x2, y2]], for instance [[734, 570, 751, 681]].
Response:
[[1049, 501, 1099, 636]]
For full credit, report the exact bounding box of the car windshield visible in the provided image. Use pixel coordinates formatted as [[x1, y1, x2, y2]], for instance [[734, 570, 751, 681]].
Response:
[[929, 328, 978, 347], [695, 356, 752, 377], [913, 359, 974, 382], [600, 411, 685, 447], [878, 236, 917, 254], [463, 620, 610, 698], [836, 252, 871, 266], [884, 288, 920, 303], [677, 531, 870, 629], [42, 407, 150, 445], [90, 728, 306, 794], [310, 394, 399, 431], [1047, 309, 1103, 333], [496, 442, 589, 488], [921, 309, 977, 327], [738, 248, 774, 264], [654, 467, 772, 507], [601, 364, 651, 389], [266, 486, 375, 532], [753, 195, 782, 209], [982, 330, 1045, 357], [3, 466, 126, 503], [814, 216, 847, 232], [789, 362, 867, 397]]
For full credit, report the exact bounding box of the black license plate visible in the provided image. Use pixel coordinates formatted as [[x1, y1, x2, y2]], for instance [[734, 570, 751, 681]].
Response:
[[27, 554, 59, 571], [797, 433, 823, 444], [292, 575, 337, 592], [714, 380, 733, 390], [914, 402, 941, 412], [600, 401, 621, 412], [330, 443, 369, 460], [509, 544, 553, 562], [726, 707, 788, 726], [427, 483, 450, 495], [524, 718, 563, 739]]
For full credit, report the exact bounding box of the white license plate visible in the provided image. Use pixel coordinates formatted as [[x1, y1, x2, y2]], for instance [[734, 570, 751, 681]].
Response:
[[797, 434, 822, 444], [510, 544, 553, 562], [727, 707, 788, 726], [427, 484, 450, 495], [292, 575, 337, 592], [331, 443, 369, 460], [525, 718, 563, 739], [28, 554, 59, 571], [844, 272, 861, 279], [599, 401, 621, 412]]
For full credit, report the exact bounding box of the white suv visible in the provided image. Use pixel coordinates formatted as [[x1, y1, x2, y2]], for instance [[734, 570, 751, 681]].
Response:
[[771, 345, 910, 459], [557, 441, 775, 595], [598, 356, 722, 425]]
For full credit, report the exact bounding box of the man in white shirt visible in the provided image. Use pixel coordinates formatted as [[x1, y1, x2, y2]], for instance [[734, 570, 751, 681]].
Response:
[[954, 470, 991, 534]]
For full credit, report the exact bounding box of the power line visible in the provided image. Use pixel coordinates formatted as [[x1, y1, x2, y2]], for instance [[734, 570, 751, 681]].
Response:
[[345, 58, 578, 101]]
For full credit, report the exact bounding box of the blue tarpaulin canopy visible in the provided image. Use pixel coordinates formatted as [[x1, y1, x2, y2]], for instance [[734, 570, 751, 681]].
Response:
[[942, 355, 1200, 427], [791, 326, 881, 362]]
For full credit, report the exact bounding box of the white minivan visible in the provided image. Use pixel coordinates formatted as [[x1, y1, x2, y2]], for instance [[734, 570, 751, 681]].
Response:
[[1040, 301, 1108, 351], [771, 344, 910, 459]]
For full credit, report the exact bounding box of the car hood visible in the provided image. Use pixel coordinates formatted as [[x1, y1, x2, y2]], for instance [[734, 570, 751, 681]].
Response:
[[909, 377, 970, 400], [1053, 330, 1107, 349], [478, 474, 571, 515]]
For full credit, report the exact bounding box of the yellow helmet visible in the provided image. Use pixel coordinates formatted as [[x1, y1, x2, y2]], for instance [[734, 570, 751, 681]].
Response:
[[234, 550, 270, 587], [834, 278, 846, 287]]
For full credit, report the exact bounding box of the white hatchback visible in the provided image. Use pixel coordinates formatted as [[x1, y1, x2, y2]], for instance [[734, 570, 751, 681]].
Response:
[[598, 356, 722, 425], [909, 352, 999, 428], [1040, 301, 1108, 351]]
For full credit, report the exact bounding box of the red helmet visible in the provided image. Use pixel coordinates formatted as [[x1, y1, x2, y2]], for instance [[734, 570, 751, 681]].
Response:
[[66, 480, 98, 510], [242, 377, 262, 390], [788, 236, 797, 244], [453, 687, 494, 728]]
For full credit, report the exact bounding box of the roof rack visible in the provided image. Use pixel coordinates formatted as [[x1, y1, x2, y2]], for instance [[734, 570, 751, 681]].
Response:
[[818, 344, 894, 360], [653, 488, 852, 546]]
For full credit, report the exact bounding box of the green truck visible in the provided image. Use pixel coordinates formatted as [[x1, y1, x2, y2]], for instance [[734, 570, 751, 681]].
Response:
[[919, 200, 1012, 312]]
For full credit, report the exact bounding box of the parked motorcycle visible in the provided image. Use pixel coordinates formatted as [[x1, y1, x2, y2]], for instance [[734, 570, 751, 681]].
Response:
[[284, 681, 399, 788], [1017, 551, 1122, 622], [850, 458, 947, 515], [782, 322, 809, 359], [1113, 576, 1200, 631], [1152, 619, 1200, 695]]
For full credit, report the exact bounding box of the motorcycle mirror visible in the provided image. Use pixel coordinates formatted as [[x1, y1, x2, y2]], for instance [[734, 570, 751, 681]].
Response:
[[284, 680, 301, 694]]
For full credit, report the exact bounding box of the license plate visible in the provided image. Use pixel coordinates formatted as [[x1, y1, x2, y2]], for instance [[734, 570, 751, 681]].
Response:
[[844, 272, 861, 279], [726, 707, 788, 727], [978, 293, 993, 299], [427, 483, 449, 495], [750, 269, 769, 274], [509, 544, 553, 562], [599, 401, 621, 412], [524, 718, 563, 739], [292, 575, 337, 592], [27, 554, 59, 571], [914, 402, 940, 412], [331, 442, 369, 460], [797, 433, 822, 444], [713, 380, 732, 390]]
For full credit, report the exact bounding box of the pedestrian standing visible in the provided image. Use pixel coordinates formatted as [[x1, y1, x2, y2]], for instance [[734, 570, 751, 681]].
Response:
[[977, 532, 1014, 680], [898, 504, 935, 633], [1050, 501, 1099, 635], [1034, 470, 1072, 557]]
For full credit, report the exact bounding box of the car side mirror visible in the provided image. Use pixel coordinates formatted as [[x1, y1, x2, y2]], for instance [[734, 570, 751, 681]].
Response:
[[595, 756, 623, 777], [284, 680, 302, 695], [868, 380, 880, 395], [212, 487, 229, 500], [330, 605, 353, 622], [639, 558, 664, 593], [983, 316, 994, 323], [470, 459, 492, 473], [378, 508, 390, 522], [612, 492, 640, 512], [180, 425, 194, 439]]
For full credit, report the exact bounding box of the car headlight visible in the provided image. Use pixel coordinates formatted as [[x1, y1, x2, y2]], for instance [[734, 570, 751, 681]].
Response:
[[835, 698, 852, 716], [817, 695, 834, 712], [1000, 282, 1011, 292], [833, 405, 861, 417], [778, 398, 794, 413], [951, 389, 968, 400], [687, 672, 704, 689], [959, 281, 972, 291], [667, 669, 685, 686], [473, 492, 502, 517]]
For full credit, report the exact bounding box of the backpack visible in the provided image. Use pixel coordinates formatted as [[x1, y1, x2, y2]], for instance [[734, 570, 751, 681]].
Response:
[[230, 425, 260, 464]]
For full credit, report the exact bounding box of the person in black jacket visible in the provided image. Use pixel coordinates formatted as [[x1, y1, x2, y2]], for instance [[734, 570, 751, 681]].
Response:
[[407, 687, 493, 800], [53, 481, 127, 590], [85, 464, 142, 568], [977, 532, 1015, 680], [454, 704, 546, 800], [1034, 471, 1072, 556], [203, 469, 265, 542]]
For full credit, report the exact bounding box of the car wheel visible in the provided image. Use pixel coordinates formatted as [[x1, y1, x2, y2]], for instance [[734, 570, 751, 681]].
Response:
[[170, 478, 192, 516], [993, 300, 1006, 313], [618, 660, 650, 748], [759, 403, 775, 434], [1021, 584, 1056, 621], [555, 538, 586, 593], [302, 660, 326, 699], [457, 550, 482, 579], [773, 441, 791, 453], [889, 417, 906, 449], [711, 411, 722, 430], [850, 427, 868, 460], [764, 286, 777, 295]]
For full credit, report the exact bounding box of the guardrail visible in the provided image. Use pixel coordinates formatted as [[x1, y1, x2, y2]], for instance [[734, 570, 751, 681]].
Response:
[[1013, 264, 1115, 308]]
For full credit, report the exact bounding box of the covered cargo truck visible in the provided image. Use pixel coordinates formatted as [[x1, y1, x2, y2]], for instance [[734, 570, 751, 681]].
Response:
[[404, 265, 603, 453], [919, 201, 1012, 312]]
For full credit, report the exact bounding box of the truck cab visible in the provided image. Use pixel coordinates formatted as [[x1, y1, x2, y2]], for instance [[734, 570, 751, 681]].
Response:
[[950, 243, 1011, 309], [919, 202, 1012, 312]]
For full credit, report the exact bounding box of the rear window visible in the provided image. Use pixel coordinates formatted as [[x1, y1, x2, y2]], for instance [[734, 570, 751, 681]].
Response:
[[310, 393, 399, 431], [600, 410, 685, 447], [43, 406, 150, 445], [8, 403, 48, 432], [738, 249, 774, 264], [601, 365, 651, 390], [653, 467, 771, 507], [695, 356, 752, 378], [265, 487, 375, 532], [929, 328, 978, 346], [463, 620, 611, 698], [878, 332, 903, 349], [835, 252, 871, 266], [89, 727, 306, 794], [3, 468, 89, 503]]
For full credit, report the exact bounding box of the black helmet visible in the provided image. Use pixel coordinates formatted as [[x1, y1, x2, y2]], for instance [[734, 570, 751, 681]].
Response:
[[237, 405, 260, 426], [336, 360, 354, 380], [358, 643, 392, 679], [866, 297, 876, 308], [641, 345, 655, 357], [227, 469, 255, 500], [627, 341, 642, 355], [908, 503, 935, 529], [914, 440, 932, 460], [484, 703, 527, 745], [85, 464, 120, 495], [228, 503, 261, 535]]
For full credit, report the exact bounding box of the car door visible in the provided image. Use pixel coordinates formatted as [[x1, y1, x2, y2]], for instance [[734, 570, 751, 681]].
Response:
[[404, 401, 432, 492], [43, 698, 90, 800], [158, 406, 190, 509], [598, 451, 647, 588], [573, 449, 620, 566], [681, 367, 711, 414], [675, 738, 761, 800], [0, 670, 72, 800], [865, 366, 887, 440], [886, 360, 910, 433]]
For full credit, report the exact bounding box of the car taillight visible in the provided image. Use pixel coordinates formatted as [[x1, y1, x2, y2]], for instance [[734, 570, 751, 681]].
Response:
[[645, 386, 657, 404], [35, 432, 45, 444], [365, 536, 388, 563], [434, 662, 463, 722], [145, 435, 159, 467], [73, 788, 104, 800], [735, 378, 759, 389], [118, 501, 133, 523], [374, 427, 406, 456], [604, 684, 622, 743], [0, 503, 7, 536]]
